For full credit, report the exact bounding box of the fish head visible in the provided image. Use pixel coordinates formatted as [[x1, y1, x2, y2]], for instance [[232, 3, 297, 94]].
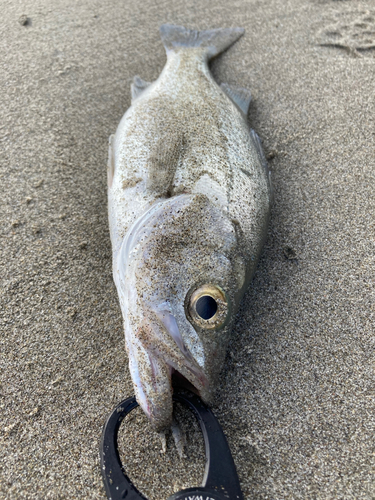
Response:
[[116, 194, 247, 430]]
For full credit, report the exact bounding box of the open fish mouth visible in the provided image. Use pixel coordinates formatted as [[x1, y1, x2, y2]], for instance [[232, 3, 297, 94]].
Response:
[[126, 307, 211, 431]]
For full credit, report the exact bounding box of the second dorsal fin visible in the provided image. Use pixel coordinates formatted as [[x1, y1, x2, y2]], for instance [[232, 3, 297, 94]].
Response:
[[220, 83, 252, 115], [131, 76, 153, 103]]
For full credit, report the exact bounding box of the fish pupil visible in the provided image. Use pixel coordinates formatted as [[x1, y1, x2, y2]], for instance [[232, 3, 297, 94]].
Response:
[[196, 295, 218, 320]]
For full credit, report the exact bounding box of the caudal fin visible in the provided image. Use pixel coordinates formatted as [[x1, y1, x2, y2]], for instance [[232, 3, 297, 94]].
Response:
[[159, 24, 244, 59]]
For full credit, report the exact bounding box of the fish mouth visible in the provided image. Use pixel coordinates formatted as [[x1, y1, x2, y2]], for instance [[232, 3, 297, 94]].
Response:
[[171, 367, 204, 397], [127, 308, 212, 431]]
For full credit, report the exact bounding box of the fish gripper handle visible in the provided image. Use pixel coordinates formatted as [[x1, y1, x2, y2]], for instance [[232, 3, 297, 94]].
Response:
[[100, 390, 244, 500]]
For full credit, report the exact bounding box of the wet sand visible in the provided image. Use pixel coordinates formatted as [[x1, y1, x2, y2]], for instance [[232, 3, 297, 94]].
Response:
[[1, 0, 375, 498]]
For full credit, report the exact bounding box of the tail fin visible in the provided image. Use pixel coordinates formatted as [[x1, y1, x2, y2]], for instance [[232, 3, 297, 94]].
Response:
[[159, 24, 244, 59]]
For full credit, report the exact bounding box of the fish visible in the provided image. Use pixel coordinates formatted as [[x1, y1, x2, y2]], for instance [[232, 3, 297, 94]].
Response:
[[108, 24, 272, 431]]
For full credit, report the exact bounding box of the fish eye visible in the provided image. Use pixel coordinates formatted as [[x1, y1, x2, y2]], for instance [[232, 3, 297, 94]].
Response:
[[196, 295, 218, 320], [187, 284, 229, 330]]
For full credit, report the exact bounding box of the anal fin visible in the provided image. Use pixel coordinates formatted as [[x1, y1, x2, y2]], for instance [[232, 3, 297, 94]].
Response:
[[221, 82, 252, 115], [131, 75, 153, 102], [250, 129, 273, 201]]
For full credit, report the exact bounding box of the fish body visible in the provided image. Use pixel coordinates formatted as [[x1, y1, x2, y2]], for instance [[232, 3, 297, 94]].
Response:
[[108, 25, 272, 430]]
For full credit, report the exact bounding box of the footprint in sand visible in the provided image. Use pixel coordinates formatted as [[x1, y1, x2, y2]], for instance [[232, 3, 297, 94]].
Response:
[[317, 10, 375, 56]]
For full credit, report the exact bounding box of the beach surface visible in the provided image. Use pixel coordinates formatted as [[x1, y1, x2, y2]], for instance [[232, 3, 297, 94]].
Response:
[[1, 0, 375, 498]]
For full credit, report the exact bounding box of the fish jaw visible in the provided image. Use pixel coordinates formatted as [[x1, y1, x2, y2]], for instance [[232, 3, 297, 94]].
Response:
[[125, 309, 211, 431], [126, 333, 173, 431]]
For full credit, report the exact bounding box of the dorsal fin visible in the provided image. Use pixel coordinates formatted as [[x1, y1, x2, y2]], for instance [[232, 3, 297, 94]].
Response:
[[131, 76, 152, 103], [159, 24, 244, 59], [220, 83, 252, 115]]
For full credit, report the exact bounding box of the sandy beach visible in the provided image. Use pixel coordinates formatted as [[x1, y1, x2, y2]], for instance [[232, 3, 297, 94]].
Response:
[[1, 0, 375, 498]]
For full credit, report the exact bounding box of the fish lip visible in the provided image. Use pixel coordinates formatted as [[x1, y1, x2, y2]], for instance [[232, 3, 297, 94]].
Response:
[[127, 335, 174, 431]]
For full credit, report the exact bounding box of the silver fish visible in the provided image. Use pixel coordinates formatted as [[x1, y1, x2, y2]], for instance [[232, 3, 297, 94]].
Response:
[[108, 24, 272, 431]]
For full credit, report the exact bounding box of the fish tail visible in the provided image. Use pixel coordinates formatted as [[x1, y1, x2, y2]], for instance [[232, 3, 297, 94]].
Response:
[[159, 24, 244, 59]]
